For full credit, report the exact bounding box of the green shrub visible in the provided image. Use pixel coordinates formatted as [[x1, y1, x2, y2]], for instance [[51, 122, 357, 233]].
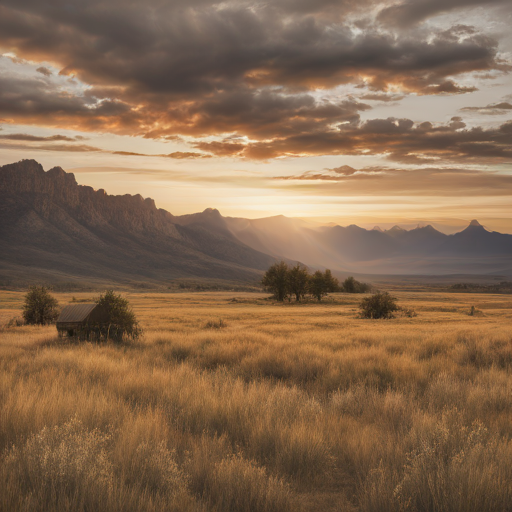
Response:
[[96, 290, 142, 341], [359, 292, 399, 319], [22, 286, 59, 325]]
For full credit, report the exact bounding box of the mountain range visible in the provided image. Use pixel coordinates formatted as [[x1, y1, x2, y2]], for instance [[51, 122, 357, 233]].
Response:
[[1, 159, 511, 287]]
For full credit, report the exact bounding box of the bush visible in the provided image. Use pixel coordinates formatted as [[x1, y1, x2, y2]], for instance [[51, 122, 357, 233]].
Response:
[[22, 286, 59, 325], [359, 292, 399, 319], [397, 306, 417, 318], [204, 318, 228, 329], [6, 316, 25, 328], [96, 290, 142, 341]]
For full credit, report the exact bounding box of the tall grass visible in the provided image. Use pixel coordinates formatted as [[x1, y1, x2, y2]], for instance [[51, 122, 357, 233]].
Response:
[[0, 290, 511, 511]]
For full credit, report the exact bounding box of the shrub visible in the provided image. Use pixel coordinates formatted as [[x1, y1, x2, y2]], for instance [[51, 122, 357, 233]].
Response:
[[96, 290, 142, 341], [359, 292, 399, 319], [6, 316, 25, 328], [204, 318, 228, 329], [397, 306, 417, 318], [22, 286, 59, 325]]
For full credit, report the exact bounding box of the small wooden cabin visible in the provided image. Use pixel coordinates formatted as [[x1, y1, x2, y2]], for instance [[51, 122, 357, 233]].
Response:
[[56, 303, 108, 339]]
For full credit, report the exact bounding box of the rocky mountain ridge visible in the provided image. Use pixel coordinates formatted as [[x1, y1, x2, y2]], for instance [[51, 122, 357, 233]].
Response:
[[0, 160, 275, 286], [1, 159, 511, 284]]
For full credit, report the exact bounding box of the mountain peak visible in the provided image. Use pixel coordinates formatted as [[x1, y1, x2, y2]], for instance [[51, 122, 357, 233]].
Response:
[[203, 208, 221, 216], [469, 219, 482, 227]]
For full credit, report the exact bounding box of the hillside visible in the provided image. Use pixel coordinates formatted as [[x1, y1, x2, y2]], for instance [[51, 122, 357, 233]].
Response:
[[0, 160, 275, 287], [222, 216, 512, 275], [1, 159, 511, 287]]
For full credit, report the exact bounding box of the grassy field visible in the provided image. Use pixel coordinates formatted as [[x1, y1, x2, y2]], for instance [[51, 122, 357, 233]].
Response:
[[1, 290, 511, 511]]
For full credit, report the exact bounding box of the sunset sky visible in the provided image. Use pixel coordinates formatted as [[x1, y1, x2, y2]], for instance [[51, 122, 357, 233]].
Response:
[[0, 0, 511, 232]]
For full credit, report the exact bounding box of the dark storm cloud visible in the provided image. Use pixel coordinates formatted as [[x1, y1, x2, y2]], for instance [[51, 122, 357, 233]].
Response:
[[230, 117, 512, 162], [0, 74, 142, 132], [0, 2, 507, 102], [0, 0, 510, 159], [151, 93, 371, 139]]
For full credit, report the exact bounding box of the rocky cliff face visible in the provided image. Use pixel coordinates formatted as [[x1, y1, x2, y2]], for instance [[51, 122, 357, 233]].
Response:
[[0, 159, 180, 238], [0, 160, 275, 285]]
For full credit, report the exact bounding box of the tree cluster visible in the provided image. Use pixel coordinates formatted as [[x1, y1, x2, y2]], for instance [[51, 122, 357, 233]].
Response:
[[341, 276, 372, 294], [262, 262, 338, 302]]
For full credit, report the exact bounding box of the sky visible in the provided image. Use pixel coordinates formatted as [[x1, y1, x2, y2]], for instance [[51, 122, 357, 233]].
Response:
[[0, 0, 511, 232]]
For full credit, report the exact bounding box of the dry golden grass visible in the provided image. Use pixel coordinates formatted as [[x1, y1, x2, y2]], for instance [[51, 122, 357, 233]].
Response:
[[0, 290, 511, 511]]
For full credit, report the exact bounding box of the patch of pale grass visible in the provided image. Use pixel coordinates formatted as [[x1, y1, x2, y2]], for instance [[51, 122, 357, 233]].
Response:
[[362, 411, 512, 512]]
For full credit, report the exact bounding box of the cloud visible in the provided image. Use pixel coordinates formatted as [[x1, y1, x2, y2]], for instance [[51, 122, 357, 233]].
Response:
[[460, 102, 512, 115], [0, 0, 510, 165], [36, 66, 52, 76], [112, 150, 211, 159], [193, 141, 246, 157], [425, 81, 477, 95], [228, 117, 512, 162], [0, 74, 141, 133], [272, 166, 512, 196], [359, 93, 405, 102], [378, 0, 509, 27], [0, 1, 508, 138], [0, 133, 82, 142], [0, 141, 102, 152]]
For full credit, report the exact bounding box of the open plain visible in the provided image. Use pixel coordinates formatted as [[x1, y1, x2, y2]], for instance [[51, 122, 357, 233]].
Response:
[[1, 290, 511, 511]]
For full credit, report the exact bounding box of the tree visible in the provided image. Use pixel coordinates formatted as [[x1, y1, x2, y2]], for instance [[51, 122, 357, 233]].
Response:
[[96, 290, 141, 341], [323, 269, 339, 293], [309, 271, 325, 301], [262, 261, 289, 301], [342, 276, 371, 293], [23, 286, 59, 325], [359, 292, 398, 319], [288, 264, 310, 302], [342, 276, 357, 293], [309, 269, 338, 301]]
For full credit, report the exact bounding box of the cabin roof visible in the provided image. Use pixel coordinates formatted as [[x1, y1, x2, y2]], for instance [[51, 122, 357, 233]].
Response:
[[57, 303, 98, 323]]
